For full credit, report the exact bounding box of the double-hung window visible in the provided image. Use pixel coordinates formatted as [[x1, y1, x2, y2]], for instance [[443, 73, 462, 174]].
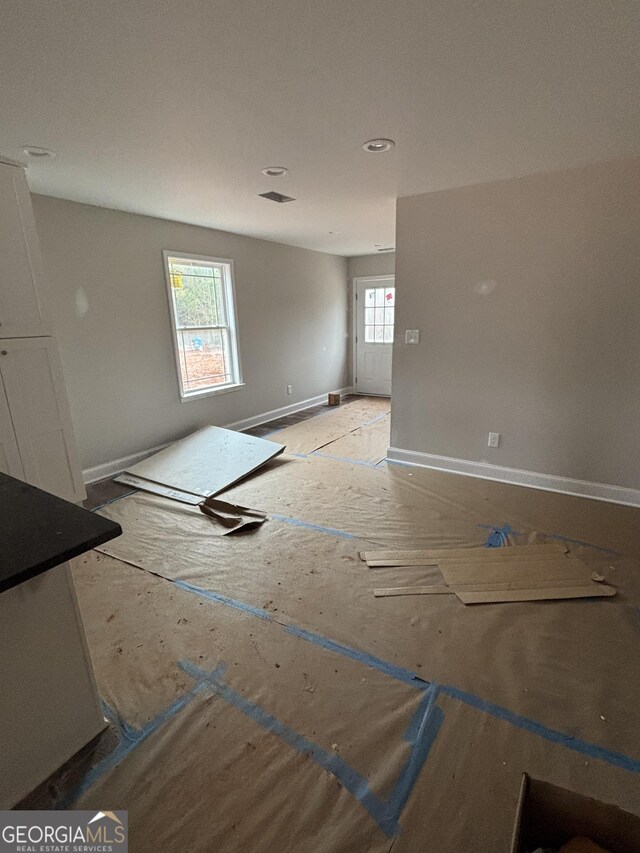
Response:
[[163, 251, 242, 400]]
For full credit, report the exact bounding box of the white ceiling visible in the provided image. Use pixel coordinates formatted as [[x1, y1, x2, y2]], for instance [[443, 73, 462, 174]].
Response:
[[1, 1, 639, 256]]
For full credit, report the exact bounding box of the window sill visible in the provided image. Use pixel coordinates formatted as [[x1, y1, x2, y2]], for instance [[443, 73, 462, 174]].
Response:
[[180, 382, 245, 403]]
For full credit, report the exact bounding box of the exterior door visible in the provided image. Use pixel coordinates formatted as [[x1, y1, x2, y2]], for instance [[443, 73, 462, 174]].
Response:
[[354, 276, 394, 396]]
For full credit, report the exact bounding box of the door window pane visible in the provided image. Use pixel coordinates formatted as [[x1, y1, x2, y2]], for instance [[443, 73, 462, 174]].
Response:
[[362, 286, 395, 345]]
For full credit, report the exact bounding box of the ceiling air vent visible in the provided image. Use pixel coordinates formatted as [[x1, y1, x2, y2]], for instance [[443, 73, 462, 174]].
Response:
[[259, 191, 296, 203]]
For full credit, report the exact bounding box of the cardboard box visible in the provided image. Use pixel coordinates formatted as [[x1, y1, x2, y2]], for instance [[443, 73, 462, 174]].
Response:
[[510, 774, 640, 853], [328, 392, 341, 406]]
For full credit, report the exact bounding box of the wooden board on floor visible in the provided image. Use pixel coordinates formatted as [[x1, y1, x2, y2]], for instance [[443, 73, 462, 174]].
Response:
[[438, 557, 594, 588], [374, 585, 452, 597], [456, 584, 616, 604], [362, 543, 568, 567], [125, 426, 285, 497]]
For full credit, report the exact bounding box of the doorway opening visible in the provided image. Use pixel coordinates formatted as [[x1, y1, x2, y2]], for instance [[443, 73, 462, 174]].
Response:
[[353, 275, 395, 397]]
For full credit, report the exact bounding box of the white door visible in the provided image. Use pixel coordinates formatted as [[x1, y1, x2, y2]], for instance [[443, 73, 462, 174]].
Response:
[[0, 163, 51, 338], [0, 337, 85, 502], [354, 276, 395, 396], [0, 370, 24, 478]]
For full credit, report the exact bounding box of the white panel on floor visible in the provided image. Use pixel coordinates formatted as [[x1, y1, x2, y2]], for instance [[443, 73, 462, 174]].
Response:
[[127, 425, 285, 497]]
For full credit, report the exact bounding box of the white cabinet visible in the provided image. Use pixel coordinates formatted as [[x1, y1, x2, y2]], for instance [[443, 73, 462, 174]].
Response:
[[0, 337, 85, 502], [0, 563, 106, 807], [0, 160, 85, 502], [0, 161, 51, 338], [0, 371, 24, 479]]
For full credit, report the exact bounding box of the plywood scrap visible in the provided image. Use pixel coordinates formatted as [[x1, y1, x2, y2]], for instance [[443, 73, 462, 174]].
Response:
[[374, 585, 452, 597], [362, 543, 568, 567], [125, 426, 285, 497], [371, 546, 616, 604], [455, 584, 616, 604], [437, 557, 592, 588]]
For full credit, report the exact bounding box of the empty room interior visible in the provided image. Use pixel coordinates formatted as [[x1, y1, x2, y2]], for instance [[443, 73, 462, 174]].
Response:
[[1, 2, 640, 851]]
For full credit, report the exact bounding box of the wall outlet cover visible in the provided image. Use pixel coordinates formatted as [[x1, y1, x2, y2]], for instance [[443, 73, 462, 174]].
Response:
[[405, 330, 420, 344], [488, 432, 500, 448]]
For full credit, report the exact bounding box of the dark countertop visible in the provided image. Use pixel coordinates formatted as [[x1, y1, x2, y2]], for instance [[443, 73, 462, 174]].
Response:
[[0, 473, 122, 594]]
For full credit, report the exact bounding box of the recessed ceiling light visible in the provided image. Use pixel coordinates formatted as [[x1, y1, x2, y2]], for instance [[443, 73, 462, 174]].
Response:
[[362, 138, 395, 153], [261, 166, 289, 177], [23, 146, 56, 160]]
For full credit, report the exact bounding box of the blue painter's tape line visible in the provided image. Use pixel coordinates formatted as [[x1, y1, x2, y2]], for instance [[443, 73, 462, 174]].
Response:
[[170, 577, 640, 777], [178, 660, 400, 836], [311, 451, 383, 469], [359, 411, 390, 428], [388, 685, 444, 818], [483, 523, 513, 548], [173, 579, 273, 621], [173, 575, 424, 688], [440, 684, 640, 774], [545, 532, 620, 557], [60, 681, 213, 808], [272, 513, 356, 540], [284, 623, 427, 690], [477, 524, 620, 557]]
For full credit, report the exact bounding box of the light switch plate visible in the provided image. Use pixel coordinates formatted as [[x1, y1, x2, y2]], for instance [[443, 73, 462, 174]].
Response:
[[405, 329, 420, 344]]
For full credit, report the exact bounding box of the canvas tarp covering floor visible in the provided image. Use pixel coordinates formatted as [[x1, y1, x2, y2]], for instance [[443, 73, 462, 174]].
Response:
[[64, 399, 640, 851]]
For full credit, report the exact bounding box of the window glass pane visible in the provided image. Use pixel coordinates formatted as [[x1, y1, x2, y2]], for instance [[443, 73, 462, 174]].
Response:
[[384, 307, 394, 325], [385, 288, 395, 306], [176, 327, 232, 393], [374, 288, 385, 306], [365, 307, 374, 325], [383, 325, 394, 343], [374, 307, 384, 325], [365, 288, 376, 307], [169, 260, 226, 327], [365, 326, 375, 343], [166, 254, 240, 396], [374, 326, 384, 342]]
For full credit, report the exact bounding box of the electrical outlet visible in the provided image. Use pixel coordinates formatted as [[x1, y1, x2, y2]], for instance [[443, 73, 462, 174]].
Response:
[[405, 329, 420, 344], [488, 432, 500, 448], [286, 384, 293, 395]]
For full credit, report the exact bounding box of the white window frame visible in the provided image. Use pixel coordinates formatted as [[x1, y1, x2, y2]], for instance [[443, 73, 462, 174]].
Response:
[[163, 250, 244, 402]]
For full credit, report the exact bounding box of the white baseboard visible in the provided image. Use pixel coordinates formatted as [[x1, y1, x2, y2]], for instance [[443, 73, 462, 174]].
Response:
[[83, 386, 353, 484], [224, 386, 352, 432], [386, 446, 640, 509], [82, 441, 172, 485]]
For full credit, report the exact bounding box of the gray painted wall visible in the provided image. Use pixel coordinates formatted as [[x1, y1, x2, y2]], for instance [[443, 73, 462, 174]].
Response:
[[392, 157, 640, 490], [347, 253, 395, 279], [33, 195, 349, 470]]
